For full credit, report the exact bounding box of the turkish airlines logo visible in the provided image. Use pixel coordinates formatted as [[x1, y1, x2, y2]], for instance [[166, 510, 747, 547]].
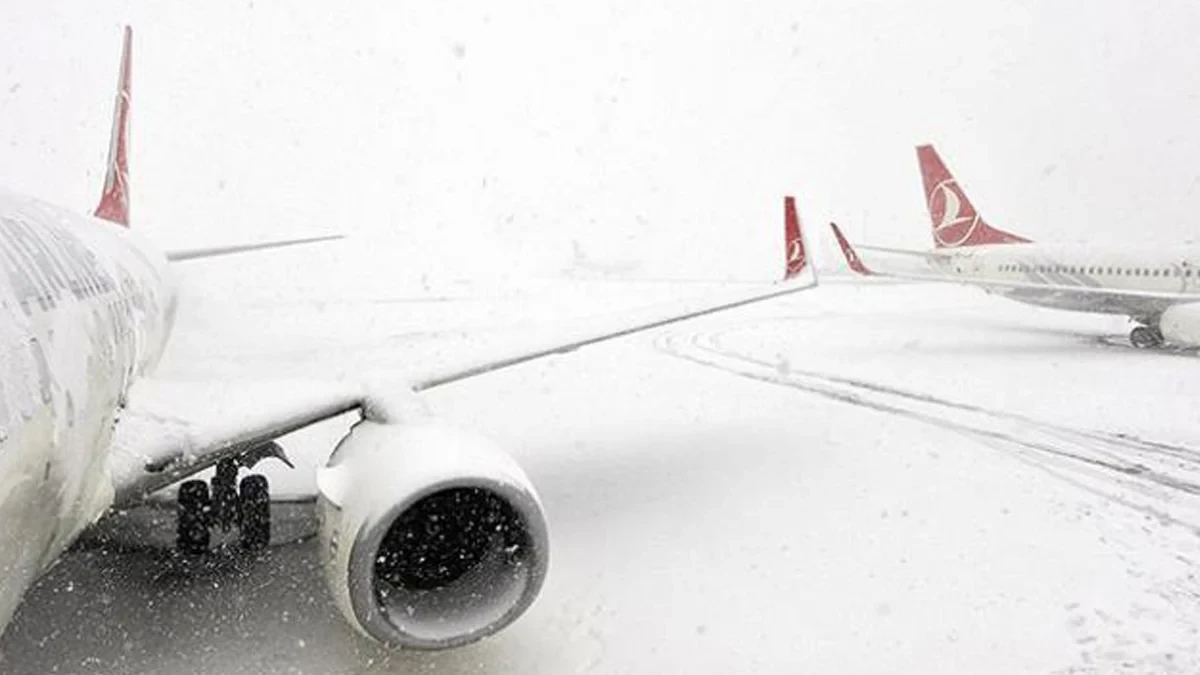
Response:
[[786, 238, 806, 276], [929, 179, 979, 248]]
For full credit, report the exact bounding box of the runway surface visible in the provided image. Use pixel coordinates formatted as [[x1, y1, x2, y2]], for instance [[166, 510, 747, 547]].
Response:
[[4, 279, 1200, 674]]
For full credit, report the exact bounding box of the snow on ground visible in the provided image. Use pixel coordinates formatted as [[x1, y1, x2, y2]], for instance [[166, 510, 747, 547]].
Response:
[[4, 279, 1200, 674]]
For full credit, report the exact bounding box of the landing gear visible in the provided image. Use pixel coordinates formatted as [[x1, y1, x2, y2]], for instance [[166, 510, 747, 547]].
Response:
[[175, 453, 280, 554], [1130, 325, 1164, 349], [177, 480, 211, 555], [239, 474, 271, 551]]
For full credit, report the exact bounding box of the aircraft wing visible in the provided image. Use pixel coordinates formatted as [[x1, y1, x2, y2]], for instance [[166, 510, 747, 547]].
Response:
[[110, 198, 817, 505], [828, 222, 1200, 308], [109, 378, 365, 505], [109, 278, 814, 506], [855, 243, 952, 260], [163, 234, 344, 262]]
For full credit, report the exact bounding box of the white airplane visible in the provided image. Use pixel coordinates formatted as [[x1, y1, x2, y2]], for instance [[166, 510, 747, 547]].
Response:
[[828, 144, 1200, 349], [0, 28, 816, 651], [561, 239, 643, 279]]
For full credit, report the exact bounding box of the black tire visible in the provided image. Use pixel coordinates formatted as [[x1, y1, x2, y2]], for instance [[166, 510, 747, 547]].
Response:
[[177, 480, 211, 555], [212, 460, 240, 531], [239, 474, 271, 551], [1131, 326, 1161, 349]]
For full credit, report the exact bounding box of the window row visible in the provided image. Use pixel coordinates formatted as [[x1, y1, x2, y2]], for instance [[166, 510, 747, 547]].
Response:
[[998, 264, 1195, 278]]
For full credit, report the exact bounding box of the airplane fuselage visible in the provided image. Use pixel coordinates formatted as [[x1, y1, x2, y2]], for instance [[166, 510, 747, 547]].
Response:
[[932, 243, 1200, 320], [0, 187, 175, 630]]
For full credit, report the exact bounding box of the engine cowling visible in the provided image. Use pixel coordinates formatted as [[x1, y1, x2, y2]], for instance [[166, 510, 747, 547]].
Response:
[[316, 420, 549, 650], [1159, 302, 1200, 347]]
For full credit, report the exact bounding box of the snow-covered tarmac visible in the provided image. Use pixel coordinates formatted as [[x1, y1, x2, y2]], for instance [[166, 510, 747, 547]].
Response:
[[4, 279, 1200, 674]]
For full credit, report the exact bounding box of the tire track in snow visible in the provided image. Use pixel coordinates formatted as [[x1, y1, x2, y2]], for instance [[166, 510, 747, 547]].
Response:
[[655, 329, 1200, 531]]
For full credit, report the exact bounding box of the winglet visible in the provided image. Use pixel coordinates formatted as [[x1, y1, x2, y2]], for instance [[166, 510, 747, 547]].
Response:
[[94, 26, 132, 227], [783, 195, 809, 281], [916, 144, 1028, 249], [829, 222, 872, 275]]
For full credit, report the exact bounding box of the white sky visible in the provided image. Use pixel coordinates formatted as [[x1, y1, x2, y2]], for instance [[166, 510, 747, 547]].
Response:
[[3, 1, 1200, 279]]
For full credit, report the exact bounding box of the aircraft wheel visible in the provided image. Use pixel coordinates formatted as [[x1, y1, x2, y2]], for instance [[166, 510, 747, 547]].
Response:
[[212, 459, 240, 532], [177, 480, 211, 554], [1130, 326, 1162, 349], [239, 474, 271, 551]]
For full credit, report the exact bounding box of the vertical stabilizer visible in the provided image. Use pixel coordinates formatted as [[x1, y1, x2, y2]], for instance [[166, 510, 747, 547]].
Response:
[[94, 26, 132, 227], [916, 144, 1027, 248], [783, 196, 807, 281]]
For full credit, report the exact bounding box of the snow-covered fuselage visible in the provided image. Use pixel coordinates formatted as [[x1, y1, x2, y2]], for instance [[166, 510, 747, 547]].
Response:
[[0, 187, 174, 631], [930, 243, 1200, 321]]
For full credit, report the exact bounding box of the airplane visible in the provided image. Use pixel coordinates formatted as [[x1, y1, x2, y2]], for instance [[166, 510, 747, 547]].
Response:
[[828, 143, 1200, 349], [561, 239, 643, 279], [0, 28, 817, 652]]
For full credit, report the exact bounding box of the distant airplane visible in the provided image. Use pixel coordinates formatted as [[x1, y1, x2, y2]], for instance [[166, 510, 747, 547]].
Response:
[[0, 28, 816, 651], [829, 144, 1200, 349], [562, 239, 643, 279]]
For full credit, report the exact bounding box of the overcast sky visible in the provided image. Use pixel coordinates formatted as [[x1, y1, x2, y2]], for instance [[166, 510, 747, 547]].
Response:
[[3, 1, 1200, 280]]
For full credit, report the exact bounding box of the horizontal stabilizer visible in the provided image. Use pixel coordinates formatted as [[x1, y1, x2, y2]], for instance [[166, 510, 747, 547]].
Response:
[[165, 234, 344, 262]]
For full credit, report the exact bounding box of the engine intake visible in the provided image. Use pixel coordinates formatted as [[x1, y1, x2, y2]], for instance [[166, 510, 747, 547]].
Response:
[[317, 420, 548, 649]]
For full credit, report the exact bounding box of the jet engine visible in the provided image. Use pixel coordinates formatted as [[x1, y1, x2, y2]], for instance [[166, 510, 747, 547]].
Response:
[[1159, 303, 1200, 347], [316, 420, 548, 650]]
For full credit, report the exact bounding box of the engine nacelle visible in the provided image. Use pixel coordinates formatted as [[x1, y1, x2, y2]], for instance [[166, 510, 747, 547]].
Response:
[[1159, 302, 1200, 347], [316, 420, 548, 649]]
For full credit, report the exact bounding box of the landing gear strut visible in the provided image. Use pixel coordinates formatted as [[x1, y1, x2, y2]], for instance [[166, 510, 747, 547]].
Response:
[[176, 442, 289, 553], [1130, 325, 1164, 349]]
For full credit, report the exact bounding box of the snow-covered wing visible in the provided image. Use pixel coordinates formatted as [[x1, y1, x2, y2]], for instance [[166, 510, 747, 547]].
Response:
[[829, 224, 1199, 307], [109, 378, 366, 506], [111, 269, 814, 505], [862, 267, 1200, 305], [856, 244, 953, 260], [164, 234, 344, 262], [409, 278, 816, 390]]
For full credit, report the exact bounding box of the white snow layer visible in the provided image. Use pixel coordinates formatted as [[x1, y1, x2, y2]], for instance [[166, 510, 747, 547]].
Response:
[[3, 278, 1200, 674]]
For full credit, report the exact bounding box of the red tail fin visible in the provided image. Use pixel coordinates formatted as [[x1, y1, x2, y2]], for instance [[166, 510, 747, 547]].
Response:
[[783, 196, 808, 281], [916, 144, 1027, 248], [829, 223, 872, 275], [94, 26, 132, 227]]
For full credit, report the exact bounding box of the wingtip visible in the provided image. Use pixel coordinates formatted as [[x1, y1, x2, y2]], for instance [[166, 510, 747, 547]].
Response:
[[829, 222, 871, 275]]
